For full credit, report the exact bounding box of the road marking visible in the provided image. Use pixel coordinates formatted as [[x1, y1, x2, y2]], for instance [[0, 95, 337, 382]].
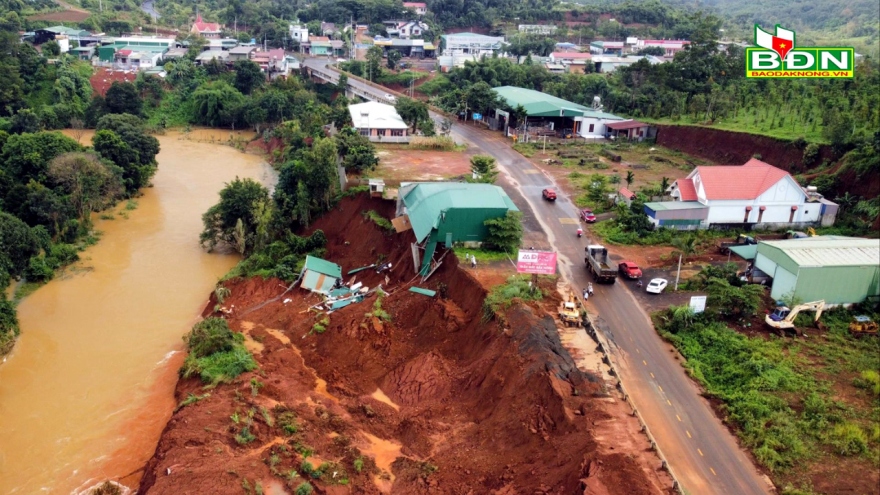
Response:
[[686, 430, 691, 438], [650, 372, 655, 378], [523, 169, 541, 174], [676, 415, 681, 422], [658, 385, 663, 392], [636, 348, 640, 353], [642, 360, 647, 366], [710, 467, 717, 476], [558, 217, 579, 225], [698, 448, 704, 457], [667, 400, 672, 406]]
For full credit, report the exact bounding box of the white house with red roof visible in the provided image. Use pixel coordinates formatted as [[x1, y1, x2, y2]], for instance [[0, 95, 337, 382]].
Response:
[[403, 2, 428, 15], [191, 14, 222, 38], [645, 158, 837, 229]]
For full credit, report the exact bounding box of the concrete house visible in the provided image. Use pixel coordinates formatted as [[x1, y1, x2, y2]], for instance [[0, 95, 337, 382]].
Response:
[[440, 32, 505, 57], [403, 2, 428, 15], [191, 14, 222, 38], [647, 158, 838, 230], [289, 24, 309, 44], [492, 86, 625, 138], [635, 39, 690, 56], [605, 120, 656, 141], [348, 101, 410, 143]]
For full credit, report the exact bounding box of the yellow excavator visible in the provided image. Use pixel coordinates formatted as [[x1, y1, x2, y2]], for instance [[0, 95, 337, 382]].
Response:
[[558, 290, 582, 328], [765, 300, 825, 335]]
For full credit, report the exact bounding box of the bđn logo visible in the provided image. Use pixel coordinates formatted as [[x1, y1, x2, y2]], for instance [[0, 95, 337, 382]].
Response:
[[746, 24, 854, 78]]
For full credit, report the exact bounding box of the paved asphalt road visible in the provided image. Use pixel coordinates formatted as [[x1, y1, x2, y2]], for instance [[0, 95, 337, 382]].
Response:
[[304, 58, 771, 495]]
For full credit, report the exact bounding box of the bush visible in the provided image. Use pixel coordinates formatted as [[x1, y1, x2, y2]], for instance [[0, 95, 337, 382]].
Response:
[[181, 343, 257, 385], [828, 422, 868, 456], [483, 275, 544, 323], [184, 317, 235, 358], [853, 370, 880, 395], [363, 210, 394, 231], [295, 482, 313, 495]]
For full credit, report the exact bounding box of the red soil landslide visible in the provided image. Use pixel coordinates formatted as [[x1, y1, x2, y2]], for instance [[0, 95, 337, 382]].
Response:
[[139, 195, 671, 494]]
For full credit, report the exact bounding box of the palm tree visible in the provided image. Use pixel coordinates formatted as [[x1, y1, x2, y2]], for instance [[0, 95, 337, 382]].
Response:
[[660, 177, 671, 199], [625, 170, 635, 187], [671, 235, 697, 263], [834, 192, 857, 212]]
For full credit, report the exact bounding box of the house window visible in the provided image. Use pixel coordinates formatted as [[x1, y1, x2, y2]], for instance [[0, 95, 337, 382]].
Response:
[[588, 123, 595, 133], [359, 129, 370, 137], [391, 129, 403, 137], [377, 129, 386, 136]]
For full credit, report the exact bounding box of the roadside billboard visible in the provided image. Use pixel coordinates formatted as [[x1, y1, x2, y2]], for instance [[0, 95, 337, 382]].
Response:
[[516, 250, 557, 275], [689, 295, 707, 314]]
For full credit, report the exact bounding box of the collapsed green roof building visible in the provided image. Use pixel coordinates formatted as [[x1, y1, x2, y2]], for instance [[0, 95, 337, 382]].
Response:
[[395, 182, 519, 276]]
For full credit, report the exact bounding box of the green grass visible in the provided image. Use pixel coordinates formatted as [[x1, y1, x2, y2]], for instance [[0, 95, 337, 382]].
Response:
[[176, 392, 211, 411], [452, 247, 513, 264], [362, 210, 394, 231], [640, 113, 826, 143], [482, 275, 545, 323], [655, 305, 880, 480]]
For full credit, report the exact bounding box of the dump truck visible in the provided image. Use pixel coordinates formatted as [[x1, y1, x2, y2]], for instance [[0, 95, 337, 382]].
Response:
[[558, 291, 581, 327], [585, 245, 617, 283]]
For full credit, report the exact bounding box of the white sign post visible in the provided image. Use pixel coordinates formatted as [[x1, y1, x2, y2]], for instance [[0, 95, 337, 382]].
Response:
[[689, 295, 707, 314]]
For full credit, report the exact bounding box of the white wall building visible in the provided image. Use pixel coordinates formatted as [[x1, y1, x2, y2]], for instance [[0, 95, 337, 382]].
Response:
[[652, 158, 838, 229], [348, 101, 410, 143], [289, 24, 309, 44], [574, 110, 625, 139], [440, 32, 504, 57]]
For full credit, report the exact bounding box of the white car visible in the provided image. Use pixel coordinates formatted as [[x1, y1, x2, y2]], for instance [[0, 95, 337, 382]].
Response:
[[384, 93, 396, 102], [645, 278, 668, 294]]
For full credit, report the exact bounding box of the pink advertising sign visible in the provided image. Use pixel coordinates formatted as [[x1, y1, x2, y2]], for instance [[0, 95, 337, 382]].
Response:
[[516, 250, 557, 275]]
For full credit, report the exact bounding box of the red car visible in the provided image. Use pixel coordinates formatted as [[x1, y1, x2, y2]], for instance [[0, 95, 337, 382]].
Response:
[[542, 188, 557, 201], [618, 261, 642, 279], [580, 208, 597, 223]]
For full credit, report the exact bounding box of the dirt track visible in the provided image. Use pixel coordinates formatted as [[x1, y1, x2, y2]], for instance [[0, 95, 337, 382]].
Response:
[[139, 195, 671, 494]]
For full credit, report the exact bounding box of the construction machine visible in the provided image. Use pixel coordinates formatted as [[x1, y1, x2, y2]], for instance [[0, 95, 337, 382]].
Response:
[[765, 300, 825, 334], [849, 316, 879, 337], [558, 290, 581, 327]]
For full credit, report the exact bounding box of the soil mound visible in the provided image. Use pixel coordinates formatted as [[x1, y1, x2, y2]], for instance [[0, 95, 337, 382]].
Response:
[[139, 195, 669, 494]]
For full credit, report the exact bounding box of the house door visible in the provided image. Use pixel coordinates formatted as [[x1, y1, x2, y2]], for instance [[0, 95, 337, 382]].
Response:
[[445, 232, 453, 248]]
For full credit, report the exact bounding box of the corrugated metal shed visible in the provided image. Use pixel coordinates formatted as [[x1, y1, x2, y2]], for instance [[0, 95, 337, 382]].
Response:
[[493, 86, 591, 118], [300, 255, 342, 294], [754, 237, 880, 304], [399, 183, 519, 244]]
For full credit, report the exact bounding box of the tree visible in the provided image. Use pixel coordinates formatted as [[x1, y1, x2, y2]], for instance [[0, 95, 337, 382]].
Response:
[[94, 114, 159, 193], [659, 177, 671, 198], [1, 131, 82, 183], [334, 128, 378, 172], [470, 155, 499, 183], [484, 211, 524, 254], [69, 117, 86, 143], [465, 81, 500, 116], [625, 170, 635, 187], [394, 97, 429, 131], [135, 73, 165, 109], [48, 152, 123, 222], [233, 60, 264, 95], [386, 50, 402, 70], [337, 73, 348, 92], [190, 81, 245, 127], [671, 235, 697, 263], [10, 109, 40, 134], [636, 46, 665, 56], [0, 211, 39, 280], [105, 82, 143, 116], [200, 177, 271, 253], [587, 174, 610, 204], [706, 277, 765, 317], [42, 40, 60, 57], [366, 45, 383, 81]]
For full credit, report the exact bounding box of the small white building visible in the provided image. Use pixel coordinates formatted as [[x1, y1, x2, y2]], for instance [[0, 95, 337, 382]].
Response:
[[403, 2, 428, 15], [519, 24, 557, 35], [348, 101, 410, 143], [440, 32, 505, 57], [574, 110, 626, 139], [652, 158, 838, 229], [289, 24, 309, 44]]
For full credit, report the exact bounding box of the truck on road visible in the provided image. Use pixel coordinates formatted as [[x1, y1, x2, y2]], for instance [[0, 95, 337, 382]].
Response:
[[585, 245, 617, 283]]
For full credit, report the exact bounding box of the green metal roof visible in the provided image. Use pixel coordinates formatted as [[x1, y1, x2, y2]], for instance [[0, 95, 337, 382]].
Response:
[[493, 86, 590, 117], [409, 287, 436, 297], [759, 237, 880, 268], [401, 183, 519, 243], [729, 244, 758, 260], [643, 201, 708, 211], [303, 255, 342, 278]]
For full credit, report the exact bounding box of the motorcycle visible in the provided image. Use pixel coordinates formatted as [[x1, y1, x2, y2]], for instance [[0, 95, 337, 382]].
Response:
[[576, 228, 583, 238]]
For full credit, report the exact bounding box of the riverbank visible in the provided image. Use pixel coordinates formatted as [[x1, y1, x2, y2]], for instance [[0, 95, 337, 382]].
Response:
[[0, 132, 275, 494]]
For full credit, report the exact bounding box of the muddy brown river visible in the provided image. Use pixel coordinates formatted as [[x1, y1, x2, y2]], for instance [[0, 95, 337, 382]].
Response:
[[0, 131, 275, 494]]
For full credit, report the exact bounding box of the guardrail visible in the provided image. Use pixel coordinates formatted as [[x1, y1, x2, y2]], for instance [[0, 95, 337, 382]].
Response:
[[583, 312, 686, 495]]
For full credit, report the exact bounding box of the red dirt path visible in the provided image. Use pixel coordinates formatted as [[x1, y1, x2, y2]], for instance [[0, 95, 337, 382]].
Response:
[[90, 68, 138, 97], [138, 195, 672, 494]]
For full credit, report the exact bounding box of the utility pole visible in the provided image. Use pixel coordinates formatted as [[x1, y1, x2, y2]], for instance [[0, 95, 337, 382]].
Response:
[[674, 252, 682, 291]]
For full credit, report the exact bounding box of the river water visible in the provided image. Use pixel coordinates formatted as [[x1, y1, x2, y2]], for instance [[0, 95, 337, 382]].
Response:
[[0, 131, 274, 494]]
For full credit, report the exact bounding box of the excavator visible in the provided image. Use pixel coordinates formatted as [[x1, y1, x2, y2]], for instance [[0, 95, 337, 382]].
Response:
[[558, 290, 582, 328], [849, 316, 879, 337], [765, 300, 825, 335]]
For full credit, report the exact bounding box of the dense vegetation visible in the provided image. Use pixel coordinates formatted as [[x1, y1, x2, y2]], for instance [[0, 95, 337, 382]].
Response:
[[655, 267, 880, 490], [181, 317, 257, 385]]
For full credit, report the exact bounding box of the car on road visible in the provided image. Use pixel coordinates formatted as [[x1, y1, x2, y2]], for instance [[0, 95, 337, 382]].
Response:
[[645, 278, 668, 294], [618, 261, 642, 279], [384, 93, 396, 102], [580, 208, 597, 223], [542, 188, 557, 201]]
